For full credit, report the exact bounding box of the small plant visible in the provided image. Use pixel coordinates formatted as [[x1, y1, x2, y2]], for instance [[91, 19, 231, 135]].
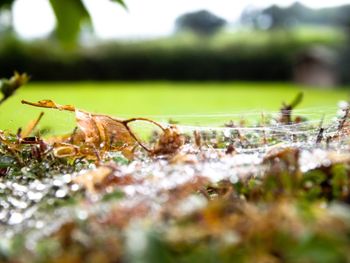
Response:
[[1, 75, 350, 262], [0, 72, 29, 105]]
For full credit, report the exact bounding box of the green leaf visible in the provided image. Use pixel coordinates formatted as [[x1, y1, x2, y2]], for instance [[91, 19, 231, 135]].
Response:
[[0, 156, 16, 169], [49, 0, 91, 48], [0, 0, 14, 9], [102, 190, 124, 202], [111, 0, 127, 9], [290, 92, 303, 109]]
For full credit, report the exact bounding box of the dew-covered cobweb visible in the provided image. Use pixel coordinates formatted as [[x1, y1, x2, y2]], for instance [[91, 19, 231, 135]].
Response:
[[1, 102, 349, 253]]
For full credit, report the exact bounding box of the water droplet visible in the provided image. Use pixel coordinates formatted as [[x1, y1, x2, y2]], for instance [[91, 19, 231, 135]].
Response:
[[12, 183, 27, 193], [55, 189, 67, 198], [223, 129, 231, 138], [27, 191, 43, 202], [0, 200, 9, 209], [8, 212, 23, 225], [8, 197, 27, 209], [53, 179, 64, 187], [62, 174, 72, 183], [338, 101, 349, 110], [31, 181, 46, 191], [35, 221, 44, 229], [230, 175, 239, 184], [70, 184, 80, 192], [0, 211, 7, 221], [77, 210, 88, 220]]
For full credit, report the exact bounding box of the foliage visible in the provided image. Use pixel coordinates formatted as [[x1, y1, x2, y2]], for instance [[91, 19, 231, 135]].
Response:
[[0, 28, 344, 81], [0, 0, 127, 47], [49, 0, 91, 48]]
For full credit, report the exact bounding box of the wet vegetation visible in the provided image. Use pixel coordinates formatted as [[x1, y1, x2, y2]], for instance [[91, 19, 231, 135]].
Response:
[[1, 74, 350, 262]]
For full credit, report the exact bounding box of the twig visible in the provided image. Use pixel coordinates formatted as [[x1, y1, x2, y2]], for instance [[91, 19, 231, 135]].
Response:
[[21, 112, 44, 138], [316, 115, 325, 144]]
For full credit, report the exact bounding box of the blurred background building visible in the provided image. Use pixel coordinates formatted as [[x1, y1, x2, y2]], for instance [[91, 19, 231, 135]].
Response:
[[1, 0, 350, 86]]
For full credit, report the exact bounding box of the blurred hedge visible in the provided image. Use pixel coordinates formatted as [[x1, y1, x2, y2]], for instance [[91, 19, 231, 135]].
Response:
[[0, 29, 345, 81]]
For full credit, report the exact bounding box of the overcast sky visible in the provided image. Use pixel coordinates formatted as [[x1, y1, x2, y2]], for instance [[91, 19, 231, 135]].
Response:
[[12, 0, 350, 39]]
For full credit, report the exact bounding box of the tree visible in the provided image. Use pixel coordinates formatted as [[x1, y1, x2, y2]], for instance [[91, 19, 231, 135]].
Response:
[[0, 0, 127, 47], [176, 10, 226, 36], [240, 2, 350, 30]]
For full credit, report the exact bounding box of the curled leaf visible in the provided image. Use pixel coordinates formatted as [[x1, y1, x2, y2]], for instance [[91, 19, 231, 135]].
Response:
[[22, 100, 75, 111], [75, 110, 136, 153], [53, 144, 79, 158], [152, 126, 185, 155]]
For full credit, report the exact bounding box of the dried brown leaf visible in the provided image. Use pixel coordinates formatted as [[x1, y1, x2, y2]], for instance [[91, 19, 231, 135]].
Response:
[[73, 166, 113, 194], [152, 126, 185, 155], [170, 153, 197, 164], [76, 110, 136, 153], [22, 99, 75, 111], [21, 112, 44, 138], [53, 144, 79, 158]]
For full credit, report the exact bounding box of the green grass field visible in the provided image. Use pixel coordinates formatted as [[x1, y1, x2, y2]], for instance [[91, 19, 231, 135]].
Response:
[[0, 82, 348, 134]]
